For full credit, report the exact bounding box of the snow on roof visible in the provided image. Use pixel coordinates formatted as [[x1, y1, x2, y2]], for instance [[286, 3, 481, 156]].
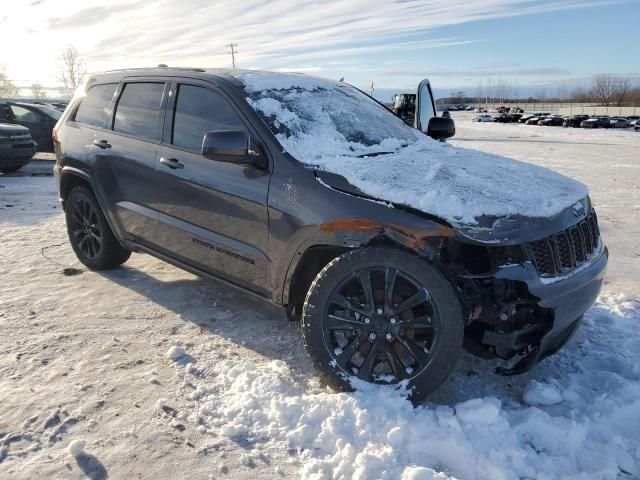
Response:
[[235, 70, 337, 93], [237, 71, 588, 225]]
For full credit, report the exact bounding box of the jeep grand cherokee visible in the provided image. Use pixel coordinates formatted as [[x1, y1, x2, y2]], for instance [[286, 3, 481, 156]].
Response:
[[53, 68, 607, 399]]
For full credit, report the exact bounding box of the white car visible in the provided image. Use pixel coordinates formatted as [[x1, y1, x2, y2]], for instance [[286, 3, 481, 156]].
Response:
[[610, 118, 630, 128], [473, 114, 493, 122]]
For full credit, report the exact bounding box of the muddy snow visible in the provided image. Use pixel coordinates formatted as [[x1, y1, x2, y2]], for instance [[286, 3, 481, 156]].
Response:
[[1, 117, 638, 479]]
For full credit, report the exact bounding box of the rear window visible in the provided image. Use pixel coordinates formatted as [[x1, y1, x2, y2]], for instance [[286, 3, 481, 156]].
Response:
[[74, 84, 117, 127], [113, 83, 165, 141]]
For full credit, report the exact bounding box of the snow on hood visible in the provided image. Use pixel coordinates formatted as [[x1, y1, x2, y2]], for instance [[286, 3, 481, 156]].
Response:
[[236, 71, 588, 226]]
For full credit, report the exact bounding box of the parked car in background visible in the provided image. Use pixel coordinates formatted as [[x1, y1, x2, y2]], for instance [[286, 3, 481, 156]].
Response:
[[629, 119, 640, 127], [508, 113, 523, 122], [519, 115, 536, 123], [564, 115, 589, 128], [609, 117, 629, 128], [625, 115, 639, 123], [0, 102, 62, 152], [636, 122, 640, 131], [493, 113, 512, 123], [581, 117, 611, 129], [474, 107, 487, 113], [473, 114, 493, 122], [539, 116, 565, 126], [526, 116, 545, 125], [0, 123, 36, 173]]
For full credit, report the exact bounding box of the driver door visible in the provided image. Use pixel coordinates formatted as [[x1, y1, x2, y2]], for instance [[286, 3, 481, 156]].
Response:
[[150, 81, 272, 295]]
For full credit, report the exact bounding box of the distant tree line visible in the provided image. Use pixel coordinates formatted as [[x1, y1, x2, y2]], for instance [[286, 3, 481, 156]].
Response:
[[438, 75, 639, 106]]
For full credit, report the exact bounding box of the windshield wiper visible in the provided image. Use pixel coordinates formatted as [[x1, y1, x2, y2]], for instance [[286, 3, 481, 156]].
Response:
[[356, 151, 396, 158]]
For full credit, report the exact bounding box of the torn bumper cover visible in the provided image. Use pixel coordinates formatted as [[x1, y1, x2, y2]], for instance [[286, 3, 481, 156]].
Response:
[[485, 243, 608, 374]]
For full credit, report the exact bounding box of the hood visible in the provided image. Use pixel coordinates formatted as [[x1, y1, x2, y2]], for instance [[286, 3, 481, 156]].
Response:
[[0, 123, 30, 134], [311, 139, 588, 237], [236, 71, 589, 242]]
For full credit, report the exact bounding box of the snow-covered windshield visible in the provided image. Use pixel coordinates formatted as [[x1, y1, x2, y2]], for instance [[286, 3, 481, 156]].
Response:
[[242, 76, 423, 161]]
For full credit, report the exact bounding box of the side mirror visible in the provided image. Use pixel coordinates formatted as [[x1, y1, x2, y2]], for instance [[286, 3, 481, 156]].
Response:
[[202, 131, 267, 170], [427, 117, 455, 140]]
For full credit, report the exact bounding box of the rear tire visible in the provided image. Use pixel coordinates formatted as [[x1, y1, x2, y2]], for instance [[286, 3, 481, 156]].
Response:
[[65, 186, 131, 270], [301, 247, 463, 400]]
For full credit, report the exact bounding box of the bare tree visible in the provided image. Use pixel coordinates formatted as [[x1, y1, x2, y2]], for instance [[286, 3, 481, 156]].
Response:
[[591, 75, 616, 106], [473, 82, 484, 103], [31, 83, 47, 101], [556, 85, 568, 101], [59, 46, 86, 98], [0, 64, 19, 98], [569, 86, 591, 103], [534, 87, 547, 102], [611, 77, 631, 106], [495, 79, 510, 103], [629, 86, 640, 106]]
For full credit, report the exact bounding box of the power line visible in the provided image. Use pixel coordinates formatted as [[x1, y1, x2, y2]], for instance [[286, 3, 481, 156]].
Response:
[[226, 43, 238, 69]]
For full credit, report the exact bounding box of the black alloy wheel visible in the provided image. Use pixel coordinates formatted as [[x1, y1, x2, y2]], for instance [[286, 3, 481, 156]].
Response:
[[302, 247, 463, 400], [65, 185, 131, 270], [69, 196, 103, 260], [323, 266, 440, 383]]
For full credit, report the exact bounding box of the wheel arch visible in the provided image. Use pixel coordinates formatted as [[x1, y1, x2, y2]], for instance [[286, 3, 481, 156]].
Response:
[[59, 167, 129, 250], [281, 217, 455, 318]]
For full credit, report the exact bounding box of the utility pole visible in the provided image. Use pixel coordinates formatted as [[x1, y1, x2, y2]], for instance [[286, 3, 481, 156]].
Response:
[[226, 43, 238, 69]]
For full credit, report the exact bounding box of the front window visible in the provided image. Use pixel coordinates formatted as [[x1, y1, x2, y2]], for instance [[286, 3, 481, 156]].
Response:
[[244, 81, 423, 162]]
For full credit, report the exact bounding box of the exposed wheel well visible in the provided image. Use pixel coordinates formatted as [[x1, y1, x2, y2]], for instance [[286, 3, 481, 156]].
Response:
[[59, 173, 92, 208], [287, 245, 349, 321]]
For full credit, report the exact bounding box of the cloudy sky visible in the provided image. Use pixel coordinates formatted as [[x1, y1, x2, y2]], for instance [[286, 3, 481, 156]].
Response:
[[2, 0, 638, 98]]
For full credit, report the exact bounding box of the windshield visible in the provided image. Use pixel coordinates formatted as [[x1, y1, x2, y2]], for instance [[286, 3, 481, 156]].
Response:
[[244, 82, 422, 162]]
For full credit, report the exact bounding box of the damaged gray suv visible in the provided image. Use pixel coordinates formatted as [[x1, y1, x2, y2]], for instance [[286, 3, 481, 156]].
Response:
[[53, 68, 607, 399]]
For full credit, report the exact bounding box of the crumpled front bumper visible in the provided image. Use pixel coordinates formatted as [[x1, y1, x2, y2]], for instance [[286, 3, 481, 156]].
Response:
[[489, 244, 608, 374]]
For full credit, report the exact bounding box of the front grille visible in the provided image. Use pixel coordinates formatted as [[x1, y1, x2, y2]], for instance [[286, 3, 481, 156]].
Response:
[[527, 211, 600, 277]]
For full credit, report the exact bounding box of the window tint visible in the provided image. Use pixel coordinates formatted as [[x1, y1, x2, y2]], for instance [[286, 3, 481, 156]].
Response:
[[113, 83, 164, 140], [74, 84, 116, 127], [11, 106, 40, 123], [172, 84, 245, 151]]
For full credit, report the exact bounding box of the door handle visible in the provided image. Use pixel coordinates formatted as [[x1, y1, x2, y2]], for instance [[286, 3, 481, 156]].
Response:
[[93, 139, 111, 149], [160, 157, 184, 169]]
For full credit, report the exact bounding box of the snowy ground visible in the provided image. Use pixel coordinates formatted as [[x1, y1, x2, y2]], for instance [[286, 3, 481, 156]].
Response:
[[0, 122, 638, 479]]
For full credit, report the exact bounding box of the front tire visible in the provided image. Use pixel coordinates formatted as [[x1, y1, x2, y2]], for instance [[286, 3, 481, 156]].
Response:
[[65, 186, 131, 270], [301, 247, 463, 400]]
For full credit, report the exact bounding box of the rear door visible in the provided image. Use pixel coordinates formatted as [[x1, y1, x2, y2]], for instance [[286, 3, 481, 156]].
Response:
[[8, 105, 48, 149], [151, 81, 271, 294], [94, 80, 169, 243]]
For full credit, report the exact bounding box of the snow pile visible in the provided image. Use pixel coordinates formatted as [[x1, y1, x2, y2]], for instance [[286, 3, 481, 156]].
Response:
[[237, 72, 588, 225], [523, 380, 563, 406], [167, 345, 186, 360], [67, 439, 85, 457], [176, 295, 640, 480]]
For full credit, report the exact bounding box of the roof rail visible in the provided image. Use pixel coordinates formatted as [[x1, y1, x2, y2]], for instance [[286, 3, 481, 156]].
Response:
[[103, 67, 206, 73]]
